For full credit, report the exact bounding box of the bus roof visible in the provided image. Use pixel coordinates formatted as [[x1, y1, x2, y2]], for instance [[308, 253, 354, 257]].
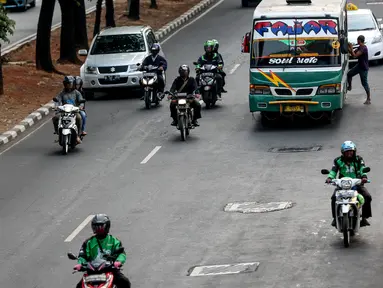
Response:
[[253, 0, 347, 19]]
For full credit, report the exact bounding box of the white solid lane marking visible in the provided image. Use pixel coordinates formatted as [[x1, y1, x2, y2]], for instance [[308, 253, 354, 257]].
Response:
[[378, 18, 383, 21], [161, 0, 225, 44], [367, 2, 383, 4], [229, 64, 240, 74], [140, 146, 161, 164], [0, 116, 51, 156], [64, 215, 94, 242]]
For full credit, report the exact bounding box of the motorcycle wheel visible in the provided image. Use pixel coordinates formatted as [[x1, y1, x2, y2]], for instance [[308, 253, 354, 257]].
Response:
[[179, 116, 186, 141], [343, 213, 350, 248], [145, 91, 151, 109], [62, 135, 69, 155]]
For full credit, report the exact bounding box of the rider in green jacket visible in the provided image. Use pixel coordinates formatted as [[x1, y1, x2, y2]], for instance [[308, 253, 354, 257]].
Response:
[[325, 141, 372, 227], [74, 214, 131, 288]]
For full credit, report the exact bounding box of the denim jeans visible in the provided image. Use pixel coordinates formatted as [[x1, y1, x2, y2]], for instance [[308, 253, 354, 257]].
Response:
[[79, 110, 87, 132], [347, 65, 370, 93]]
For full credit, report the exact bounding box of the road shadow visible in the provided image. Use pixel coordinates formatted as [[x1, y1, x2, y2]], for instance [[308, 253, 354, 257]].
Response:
[[253, 109, 345, 133]]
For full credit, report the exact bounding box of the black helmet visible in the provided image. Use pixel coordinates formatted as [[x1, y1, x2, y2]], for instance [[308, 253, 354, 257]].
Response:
[[91, 214, 111, 237], [150, 43, 160, 55], [178, 64, 190, 76], [63, 75, 74, 85], [75, 76, 83, 87]]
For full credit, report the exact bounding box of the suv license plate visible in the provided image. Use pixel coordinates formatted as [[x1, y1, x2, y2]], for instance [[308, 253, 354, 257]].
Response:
[[104, 75, 120, 81]]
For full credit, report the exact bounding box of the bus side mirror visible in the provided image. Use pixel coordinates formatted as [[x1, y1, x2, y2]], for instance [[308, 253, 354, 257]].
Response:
[[241, 32, 251, 53]]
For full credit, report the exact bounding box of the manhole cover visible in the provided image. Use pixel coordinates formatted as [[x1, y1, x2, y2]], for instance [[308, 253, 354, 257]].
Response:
[[268, 146, 322, 153], [224, 202, 293, 213], [188, 262, 260, 276]]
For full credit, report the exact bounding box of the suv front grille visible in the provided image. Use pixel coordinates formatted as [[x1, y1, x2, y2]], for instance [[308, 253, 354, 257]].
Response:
[[98, 66, 129, 74]]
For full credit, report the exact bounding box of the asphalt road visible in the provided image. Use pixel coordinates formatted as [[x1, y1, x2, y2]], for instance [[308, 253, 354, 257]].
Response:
[[2, 0, 383, 287], [1, 0, 95, 49]]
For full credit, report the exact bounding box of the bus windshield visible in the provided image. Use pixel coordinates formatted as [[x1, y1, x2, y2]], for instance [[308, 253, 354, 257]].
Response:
[[251, 18, 341, 68]]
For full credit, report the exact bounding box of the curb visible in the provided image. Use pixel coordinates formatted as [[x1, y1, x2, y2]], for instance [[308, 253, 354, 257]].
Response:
[[0, 0, 219, 147]]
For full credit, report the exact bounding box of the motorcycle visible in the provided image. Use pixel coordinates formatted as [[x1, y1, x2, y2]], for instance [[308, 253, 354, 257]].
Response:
[[67, 247, 124, 288], [140, 65, 165, 109], [193, 61, 220, 109], [321, 167, 371, 247], [165, 90, 197, 141], [53, 99, 86, 155]]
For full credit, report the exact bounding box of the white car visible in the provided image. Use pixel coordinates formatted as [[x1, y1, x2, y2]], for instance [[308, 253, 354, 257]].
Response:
[[78, 26, 166, 99], [347, 9, 383, 63]]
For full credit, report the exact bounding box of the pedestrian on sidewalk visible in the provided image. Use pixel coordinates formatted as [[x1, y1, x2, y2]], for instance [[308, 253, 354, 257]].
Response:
[[347, 35, 371, 105]]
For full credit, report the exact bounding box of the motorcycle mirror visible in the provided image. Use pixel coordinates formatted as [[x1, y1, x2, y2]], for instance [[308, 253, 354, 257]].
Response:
[[193, 61, 198, 65], [362, 167, 371, 173], [321, 169, 330, 175], [67, 252, 78, 260], [52, 98, 58, 102]]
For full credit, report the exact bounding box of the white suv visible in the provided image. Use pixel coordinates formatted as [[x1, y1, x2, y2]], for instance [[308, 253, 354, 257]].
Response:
[[78, 25, 165, 99]]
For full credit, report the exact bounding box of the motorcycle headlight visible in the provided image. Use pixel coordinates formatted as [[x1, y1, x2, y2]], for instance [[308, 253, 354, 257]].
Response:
[[148, 77, 157, 85], [178, 99, 187, 105], [340, 179, 352, 190], [142, 78, 148, 85]]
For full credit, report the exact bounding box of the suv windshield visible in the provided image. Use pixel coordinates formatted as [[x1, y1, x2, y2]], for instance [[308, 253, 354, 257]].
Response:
[[251, 18, 341, 68], [348, 13, 376, 31], [90, 33, 146, 55]]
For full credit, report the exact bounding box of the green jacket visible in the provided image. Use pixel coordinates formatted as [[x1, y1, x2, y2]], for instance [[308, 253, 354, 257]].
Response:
[[328, 155, 368, 179], [77, 235, 127, 265]]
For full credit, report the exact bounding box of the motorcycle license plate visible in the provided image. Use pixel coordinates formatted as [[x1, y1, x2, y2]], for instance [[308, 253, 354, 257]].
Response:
[[283, 105, 304, 112], [144, 73, 157, 77], [202, 72, 214, 77], [104, 75, 120, 81], [84, 274, 107, 282]]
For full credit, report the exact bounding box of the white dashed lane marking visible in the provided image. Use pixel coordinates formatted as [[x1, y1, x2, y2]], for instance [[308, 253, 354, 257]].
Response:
[[64, 215, 94, 242], [229, 64, 241, 74], [140, 146, 162, 164]]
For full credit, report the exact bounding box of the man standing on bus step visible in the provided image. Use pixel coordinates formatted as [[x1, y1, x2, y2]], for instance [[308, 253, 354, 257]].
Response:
[[347, 35, 371, 105]]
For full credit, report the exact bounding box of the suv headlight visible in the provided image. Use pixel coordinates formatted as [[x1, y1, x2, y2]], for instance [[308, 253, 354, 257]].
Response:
[[85, 66, 97, 74], [129, 65, 139, 72], [372, 34, 382, 44], [317, 83, 341, 95]]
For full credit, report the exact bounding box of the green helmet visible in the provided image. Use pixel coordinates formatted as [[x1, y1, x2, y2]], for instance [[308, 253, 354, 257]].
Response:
[[211, 39, 219, 52], [204, 40, 214, 53]]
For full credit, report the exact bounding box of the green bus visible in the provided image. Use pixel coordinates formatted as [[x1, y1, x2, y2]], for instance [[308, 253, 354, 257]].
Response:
[[241, 0, 350, 124]]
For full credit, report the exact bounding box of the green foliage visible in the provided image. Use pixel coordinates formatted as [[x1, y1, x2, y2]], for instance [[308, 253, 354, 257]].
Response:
[[0, 5, 15, 43]]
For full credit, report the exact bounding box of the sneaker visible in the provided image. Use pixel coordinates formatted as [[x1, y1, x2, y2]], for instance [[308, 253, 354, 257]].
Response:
[[331, 219, 336, 227], [221, 88, 227, 93], [192, 120, 199, 126], [171, 120, 177, 126]]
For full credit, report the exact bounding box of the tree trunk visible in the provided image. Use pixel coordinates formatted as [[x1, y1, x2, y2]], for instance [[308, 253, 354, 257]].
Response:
[[127, 0, 140, 20], [36, 0, 59, 72], [93, 0, 103, 37], [105, 0, 116, 27], [0, 44, 3, 95], [74, 0, 89, 50], [150, 0, 157, 9], [57, 0, 79, 63]]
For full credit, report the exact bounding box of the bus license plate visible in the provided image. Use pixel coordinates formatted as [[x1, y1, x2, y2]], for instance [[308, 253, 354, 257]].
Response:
[[284, 105, 303, 112]]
